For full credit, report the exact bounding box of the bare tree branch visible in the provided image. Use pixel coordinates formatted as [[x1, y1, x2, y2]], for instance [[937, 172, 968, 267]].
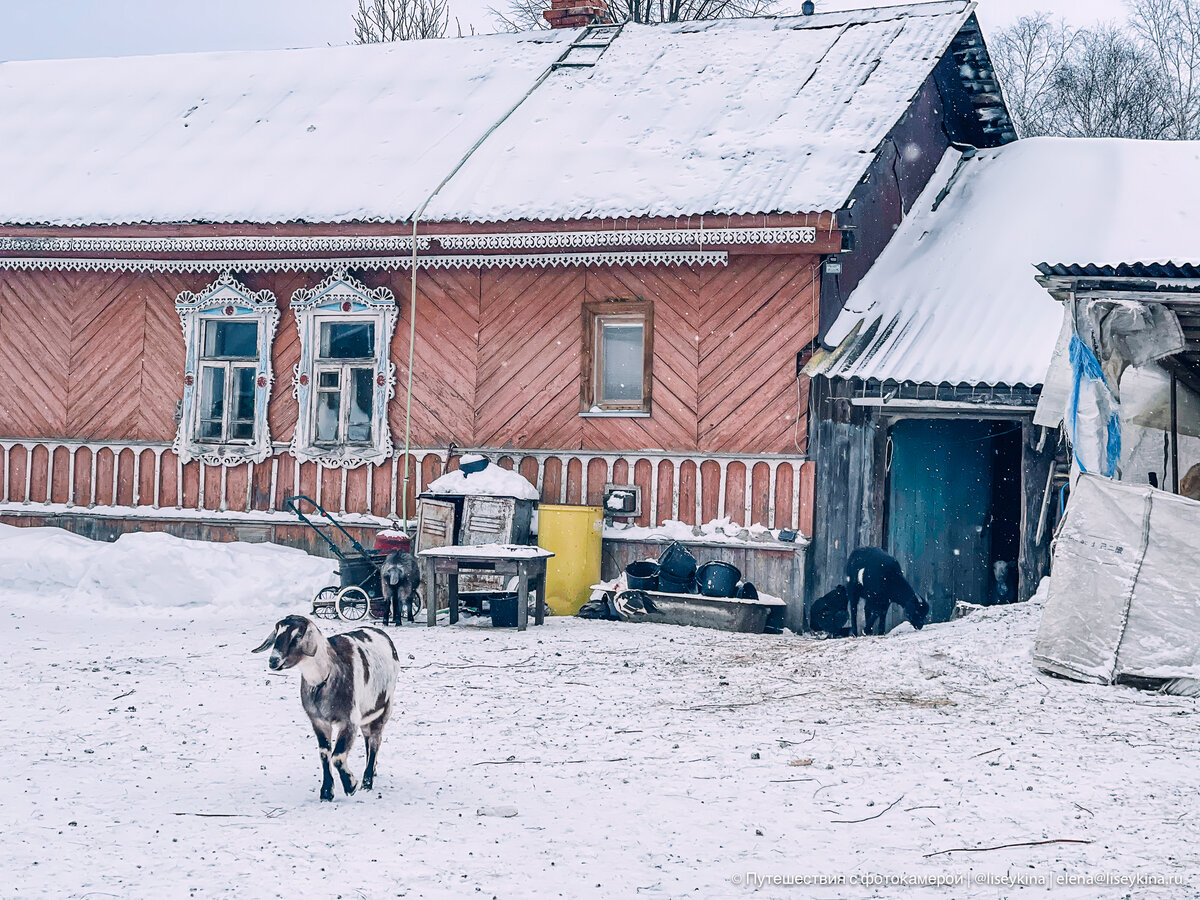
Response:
[[1053, 24, 1171, 138], [992, 12, 1176, 139], [354, 0, 450, 42], [1131, 0, 1200, 138], [990, 13, 1077, 137], [490, 0, 776, 33]]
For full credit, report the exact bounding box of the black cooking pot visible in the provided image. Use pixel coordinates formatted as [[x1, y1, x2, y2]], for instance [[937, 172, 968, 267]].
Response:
[[625, 560, 659, 591], [696, 560, 741, 598], [658, 541, 697, 580]]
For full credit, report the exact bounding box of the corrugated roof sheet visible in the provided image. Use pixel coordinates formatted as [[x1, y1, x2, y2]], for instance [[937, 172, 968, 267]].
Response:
[[1037, 261, 1200, 279], [0, 2, 975, 226], [808, 137, 1200, 388]]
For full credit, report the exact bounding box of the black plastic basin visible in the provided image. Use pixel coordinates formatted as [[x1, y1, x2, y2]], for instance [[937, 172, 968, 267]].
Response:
[[625, 560, 660, 591], [697, 561, 741, 598]]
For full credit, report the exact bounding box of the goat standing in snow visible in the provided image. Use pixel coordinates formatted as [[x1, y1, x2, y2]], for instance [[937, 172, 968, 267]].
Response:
[[379, 549, 421, 624], [845, 547, 929, 636], [809, 585, 852, 637], [253, 615, 400, 801]]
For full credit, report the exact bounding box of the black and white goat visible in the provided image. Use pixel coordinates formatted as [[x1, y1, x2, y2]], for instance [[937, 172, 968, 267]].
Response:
[[845, 547, 929, 636], [253, 615, 401, 801], [379, 549, 421, 624]]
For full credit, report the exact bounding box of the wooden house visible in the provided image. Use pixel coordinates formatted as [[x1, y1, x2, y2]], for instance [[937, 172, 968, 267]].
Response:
[[805, 137, 1200, 620], [0, 2, 1013, 627]]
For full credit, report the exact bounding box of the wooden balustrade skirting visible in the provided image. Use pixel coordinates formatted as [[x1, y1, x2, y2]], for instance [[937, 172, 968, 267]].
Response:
[[0, 439, 814, 535]]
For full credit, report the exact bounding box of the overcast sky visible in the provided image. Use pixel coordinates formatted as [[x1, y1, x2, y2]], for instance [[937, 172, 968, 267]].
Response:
[[0, 0, 1131, 61]]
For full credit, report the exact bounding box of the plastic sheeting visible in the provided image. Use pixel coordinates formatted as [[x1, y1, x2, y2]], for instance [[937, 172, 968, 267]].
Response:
[[1034, 474, 1200, 684], [1066, 335, 1121, 476]]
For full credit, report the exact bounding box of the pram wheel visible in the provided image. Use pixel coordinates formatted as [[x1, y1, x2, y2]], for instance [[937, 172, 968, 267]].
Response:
[[311, 585, 340, 619], [336, 586, 370, 621]]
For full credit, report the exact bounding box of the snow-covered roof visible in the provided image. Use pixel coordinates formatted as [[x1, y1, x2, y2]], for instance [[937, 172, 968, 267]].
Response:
[[807, 137, 1200, 388], [0, 2, 978, 226]]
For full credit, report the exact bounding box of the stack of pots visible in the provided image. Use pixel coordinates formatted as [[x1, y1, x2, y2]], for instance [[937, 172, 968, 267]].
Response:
[[621, 542, 759, 599], [658, 542, 698, 593]]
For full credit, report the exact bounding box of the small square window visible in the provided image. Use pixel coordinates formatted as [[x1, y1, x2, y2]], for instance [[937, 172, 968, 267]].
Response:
[[582, 300, 652, 414]]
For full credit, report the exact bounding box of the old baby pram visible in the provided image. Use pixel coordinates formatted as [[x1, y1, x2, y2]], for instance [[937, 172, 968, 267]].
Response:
[[284, 495, 418, 623]]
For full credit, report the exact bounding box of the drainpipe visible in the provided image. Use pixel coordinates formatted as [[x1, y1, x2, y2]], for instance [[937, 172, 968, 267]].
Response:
[[399, 48, 585, 522]]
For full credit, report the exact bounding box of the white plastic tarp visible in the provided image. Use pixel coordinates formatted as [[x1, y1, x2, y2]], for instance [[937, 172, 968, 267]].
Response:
[[1034, 474, 1200, 684]]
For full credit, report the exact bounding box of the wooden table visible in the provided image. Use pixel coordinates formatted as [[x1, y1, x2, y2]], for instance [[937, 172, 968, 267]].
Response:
[[418, 545, 554, 631]]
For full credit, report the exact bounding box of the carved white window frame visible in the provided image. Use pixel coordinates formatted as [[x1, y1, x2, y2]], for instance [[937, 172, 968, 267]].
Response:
[[174, 272, 279, 465], [290, 270, 397, 468]]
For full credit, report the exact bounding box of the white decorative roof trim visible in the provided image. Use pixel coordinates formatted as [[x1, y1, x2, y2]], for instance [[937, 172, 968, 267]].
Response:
[[0, 225, 805, 260], [289, 270, 398, 469], [173, 272, 280, 466], [0, 235, 429, 254], [0, 250, 729, 272], [434, 226, 817, 250]]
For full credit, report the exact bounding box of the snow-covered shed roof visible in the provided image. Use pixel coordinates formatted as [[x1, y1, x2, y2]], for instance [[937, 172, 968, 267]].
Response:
[[0, 2, 984, 226], [806, 137, 1200, 388]]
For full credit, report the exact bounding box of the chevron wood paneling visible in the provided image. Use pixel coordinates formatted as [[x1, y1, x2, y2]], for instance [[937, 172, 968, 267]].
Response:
[[384, 268, 478, 448], [583, 265, 700, 451], [0, 271, 81, 437], [698, 255, 819, 453], [475, 267, 587, 449], [1, 253, 817, 529]]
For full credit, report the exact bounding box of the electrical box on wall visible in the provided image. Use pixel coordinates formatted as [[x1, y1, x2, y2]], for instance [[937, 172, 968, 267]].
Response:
[[603, 483, 642, 518]]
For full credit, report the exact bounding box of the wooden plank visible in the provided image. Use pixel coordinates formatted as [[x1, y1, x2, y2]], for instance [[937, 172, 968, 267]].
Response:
[[586, 457, 608, 506], [28, 444, 50, 504], [565, 457, 583, 505], [675, 460, 696, 525], [749, 461, 771, 527], [115, 448, 136, 506], [632, 459, 653, 527], [49, 446, 71, 504], [773, 462, 794, 531], [94, 448, 116, 506], [724, 461, 747, 526]]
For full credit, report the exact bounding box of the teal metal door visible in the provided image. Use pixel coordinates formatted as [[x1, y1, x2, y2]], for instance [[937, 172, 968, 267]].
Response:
[[886, 419, 993, 621]]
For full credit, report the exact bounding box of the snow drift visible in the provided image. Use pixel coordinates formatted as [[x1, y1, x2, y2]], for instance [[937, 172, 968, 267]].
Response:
[[0, 524, 334, 611]]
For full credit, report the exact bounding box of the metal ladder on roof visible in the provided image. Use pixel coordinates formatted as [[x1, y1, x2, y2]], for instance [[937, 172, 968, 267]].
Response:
[[552, 23, 624, 69]]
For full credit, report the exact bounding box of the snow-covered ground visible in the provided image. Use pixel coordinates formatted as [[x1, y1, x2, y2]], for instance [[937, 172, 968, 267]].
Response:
[[2, 525, 1198, 899]]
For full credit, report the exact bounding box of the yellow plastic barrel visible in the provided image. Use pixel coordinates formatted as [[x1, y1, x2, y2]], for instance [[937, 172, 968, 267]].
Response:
[[537, 504, 604, 615]]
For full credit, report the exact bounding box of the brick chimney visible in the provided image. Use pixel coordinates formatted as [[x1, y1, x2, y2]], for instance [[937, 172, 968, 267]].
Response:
[[543, 0, 611, 28]]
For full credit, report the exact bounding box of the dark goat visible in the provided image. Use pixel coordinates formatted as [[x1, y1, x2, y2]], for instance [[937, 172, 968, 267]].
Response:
[[379, 550, 421, 624], [809, 585, 852, 637], [253, 615, 400, 801], [845, 547, 929, 636]]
